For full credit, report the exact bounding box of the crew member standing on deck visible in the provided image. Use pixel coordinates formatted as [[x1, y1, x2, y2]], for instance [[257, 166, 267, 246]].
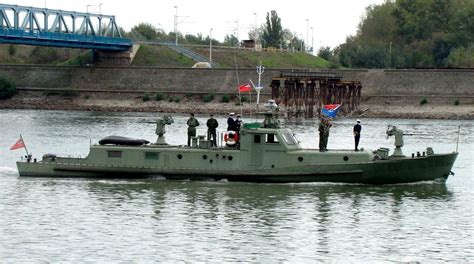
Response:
[[227, 113, 236, 131], [353, 119, 362, 151], [206, 114, 219, 147], [187, 113, 199, 146], [318, 118, 332, 152]]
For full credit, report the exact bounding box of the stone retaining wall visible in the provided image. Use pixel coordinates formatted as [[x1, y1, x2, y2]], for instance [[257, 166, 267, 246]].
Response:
[[0, 65, 472, 98]]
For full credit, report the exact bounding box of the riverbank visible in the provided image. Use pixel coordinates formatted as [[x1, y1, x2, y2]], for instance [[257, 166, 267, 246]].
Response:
[[1, 94, 472, 119]]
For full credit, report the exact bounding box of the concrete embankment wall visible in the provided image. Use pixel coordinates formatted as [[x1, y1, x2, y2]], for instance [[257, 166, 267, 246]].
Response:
[[0, 65, 472, 100]]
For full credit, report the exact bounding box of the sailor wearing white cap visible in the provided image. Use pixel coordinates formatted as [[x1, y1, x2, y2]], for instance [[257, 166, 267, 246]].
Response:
[[227, 113, 236, 131], [354, 119, 362, 151]]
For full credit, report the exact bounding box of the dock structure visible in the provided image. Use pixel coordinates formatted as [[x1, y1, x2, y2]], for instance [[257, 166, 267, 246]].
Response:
[[270, 70, 362, 118]]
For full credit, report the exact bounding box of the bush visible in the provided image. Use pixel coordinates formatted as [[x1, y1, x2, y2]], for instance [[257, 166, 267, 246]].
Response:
[[420, 97, 428, 105], [202, 94, 214, 103], [454, 99, 460, 105], [142, 93, 151, 102], [155, 92, 166, 101], [185, 93, 194, 99], [220, 95, 230, 103], [0, 76, 17, 99], [31, 46, 60, 64], [8, 45, 16, 56], [240, 96, 249, 103], [174, 96, 181, 103]]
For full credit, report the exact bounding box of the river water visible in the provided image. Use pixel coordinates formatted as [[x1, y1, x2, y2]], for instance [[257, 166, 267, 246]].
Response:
[[0, 109, 472, 262]]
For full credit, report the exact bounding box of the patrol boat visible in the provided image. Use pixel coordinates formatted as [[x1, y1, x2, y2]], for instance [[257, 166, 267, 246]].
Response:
[[16, 101, 458, 184]]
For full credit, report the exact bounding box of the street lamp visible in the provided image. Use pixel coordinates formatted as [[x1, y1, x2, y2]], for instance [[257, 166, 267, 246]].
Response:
[[310, 26, 314, 54], [210, 28, 213, 66], [306, 19, 309, 52], [253, 13, 257, 31]]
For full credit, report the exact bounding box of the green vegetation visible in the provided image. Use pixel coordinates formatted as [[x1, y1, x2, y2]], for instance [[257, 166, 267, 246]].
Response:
[[4, 2, 472, 69], [142, 93, 151, 102], [167, 96, 181, 103], [0, 75, 17, 99], [420, 97, 428, 105], [335, 0, 474, 68], [201, 94, 214, 103], [132, 45, 194, 67], [190, 47, 329, 68], [59, 51, 92, 66], [240, 96, 249, 103], [8, 45, 16, 56], [155, 92, 166, 101], [454, 99, 460, 105], [220, 95, 230, 103]]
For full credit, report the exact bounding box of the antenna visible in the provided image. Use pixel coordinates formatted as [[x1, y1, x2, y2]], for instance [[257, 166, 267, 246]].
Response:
[[255, 63, 265, 111]]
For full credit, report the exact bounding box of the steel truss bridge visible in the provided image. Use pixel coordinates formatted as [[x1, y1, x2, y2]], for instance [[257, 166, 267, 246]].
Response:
[[0, 4, 132, 51]]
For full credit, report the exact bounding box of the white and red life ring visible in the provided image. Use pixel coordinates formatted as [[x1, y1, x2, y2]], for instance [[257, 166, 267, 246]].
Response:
[[224, 131, 239, 146]]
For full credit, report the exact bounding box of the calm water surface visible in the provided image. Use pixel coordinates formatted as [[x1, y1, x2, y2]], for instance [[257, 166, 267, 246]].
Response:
[[0, 110, 473, 262]]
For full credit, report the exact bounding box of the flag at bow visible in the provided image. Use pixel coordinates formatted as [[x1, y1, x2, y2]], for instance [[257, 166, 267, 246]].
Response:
[[322, 104, 342, 118], [10, 137, 25, 150], [239, 83, 252, 92]]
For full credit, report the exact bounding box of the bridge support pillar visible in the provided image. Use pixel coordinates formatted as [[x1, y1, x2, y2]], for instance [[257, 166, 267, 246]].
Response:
[[93, 44, 140, 66]]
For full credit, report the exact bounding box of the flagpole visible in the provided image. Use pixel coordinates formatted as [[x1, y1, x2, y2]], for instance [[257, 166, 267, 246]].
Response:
[[234, 53, 243, 116], [20, 134, 30, 157]]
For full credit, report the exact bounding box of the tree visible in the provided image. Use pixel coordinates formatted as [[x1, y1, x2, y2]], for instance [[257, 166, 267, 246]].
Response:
[[129, 23, 159, 40], [224, 34, 239, 46], [262, 11, 284, 48], [318, 46, 333, 60]]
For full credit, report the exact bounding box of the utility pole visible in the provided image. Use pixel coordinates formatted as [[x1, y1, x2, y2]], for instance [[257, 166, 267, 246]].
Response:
[[210, 28, 213, 66], [174, 5, 178, 45]]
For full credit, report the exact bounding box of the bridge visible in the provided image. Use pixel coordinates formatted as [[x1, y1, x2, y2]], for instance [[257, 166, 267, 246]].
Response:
[[0, 3, 132, 51]]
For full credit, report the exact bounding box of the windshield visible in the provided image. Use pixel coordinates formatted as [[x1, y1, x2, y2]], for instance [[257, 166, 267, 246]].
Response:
[[281, 130, 298, 145]]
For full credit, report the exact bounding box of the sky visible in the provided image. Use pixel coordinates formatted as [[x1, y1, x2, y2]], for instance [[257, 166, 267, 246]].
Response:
[[1, 0, 385, 49]]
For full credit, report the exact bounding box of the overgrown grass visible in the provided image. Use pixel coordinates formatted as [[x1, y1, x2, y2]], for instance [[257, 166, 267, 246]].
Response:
[[132, 45, 195, 67]]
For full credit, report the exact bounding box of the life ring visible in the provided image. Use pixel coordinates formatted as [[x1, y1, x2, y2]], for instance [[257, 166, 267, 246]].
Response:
[[224, 131, 239, 146]]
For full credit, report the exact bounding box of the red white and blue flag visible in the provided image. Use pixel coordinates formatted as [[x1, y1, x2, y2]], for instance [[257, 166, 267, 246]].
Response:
[[322, 104, 341, 118]]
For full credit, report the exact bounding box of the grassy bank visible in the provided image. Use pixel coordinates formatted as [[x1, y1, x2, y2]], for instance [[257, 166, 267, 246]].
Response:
[[0, 44, 329, 69]]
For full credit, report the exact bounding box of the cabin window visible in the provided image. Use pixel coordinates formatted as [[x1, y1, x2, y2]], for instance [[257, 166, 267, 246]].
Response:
[[281, 131, 298, 145], [254, 135, 261, 143], [145, 152, 159, 160], [265, 134, 279, 144], [108, 151, 122, 158]]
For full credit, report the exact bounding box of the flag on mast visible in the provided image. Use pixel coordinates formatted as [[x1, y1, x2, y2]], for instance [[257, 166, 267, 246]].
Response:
[[10, 137, 25, 150], [239, 83, 252, 92], [321, 104, 342, 118]]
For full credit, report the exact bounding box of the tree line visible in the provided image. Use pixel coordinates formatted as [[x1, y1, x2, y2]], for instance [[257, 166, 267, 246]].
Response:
[[123, 10, 307, 51], [325, 0, 474, 68]]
